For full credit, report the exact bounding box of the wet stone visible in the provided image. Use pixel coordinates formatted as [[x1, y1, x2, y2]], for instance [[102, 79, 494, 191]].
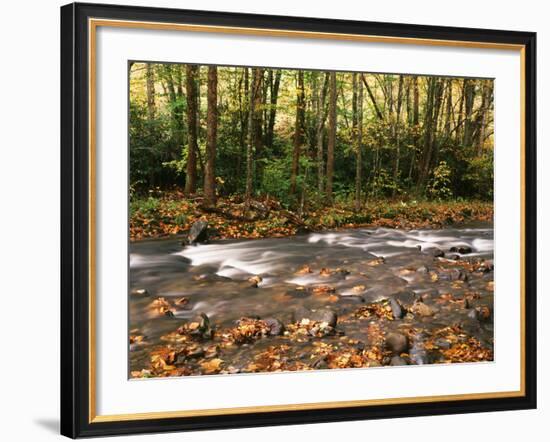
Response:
[[390, 356, 409, 366], [188, 220, 209, 244], [264, 317, 285, 336], [389, 298, 405, 319], [423, 247, 445, 257], [385, 333, 409, 354], [450, 245, 473, 254]]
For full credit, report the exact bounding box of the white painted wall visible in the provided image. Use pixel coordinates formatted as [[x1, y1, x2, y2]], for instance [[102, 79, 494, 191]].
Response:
[[0, 0, 545, 440]]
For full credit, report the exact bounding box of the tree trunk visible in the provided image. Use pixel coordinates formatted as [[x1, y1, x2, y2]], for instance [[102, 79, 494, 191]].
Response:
[[316, 72, 329, 192], [146, 63, 155, 121], [408, 76, 420, 182], [355, 74, 364, 211], [462, 79, 476, 147], [417, 78, 443, 190], [444, 79, 453, 139], [392, 75, 404, 197], [326, 72, 337, 202], [184, 65, 199, 194], [246, 68, 263, 201], [361, 74, 383, 120], [266, 70, 282, 149], [290, 71, 306, 195], [204, 66, 218, 206], [476, 80, 492, 155]]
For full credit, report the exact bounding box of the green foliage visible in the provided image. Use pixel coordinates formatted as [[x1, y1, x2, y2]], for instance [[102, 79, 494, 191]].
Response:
[[129, 63, 494, 207], [369, 169, 401, 198], [130, 196, 160, 217], [427, 161, 453, 200], [261, 157, 292, 204], [463, 154, 494, 200]]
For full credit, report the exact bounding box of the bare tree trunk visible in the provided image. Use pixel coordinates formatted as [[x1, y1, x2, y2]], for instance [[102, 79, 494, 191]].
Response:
[[246, 68, 263, 201], [392, 75, 404, 197], [417, 78, 444, 190], [316, 73, 329, 193], [361, 74, 383, 120], [290, 71, 306, 195], [355, 74, 364, 211], [326, 72, 337, 203], [204, 66, 218, 206], [266, 70, 281, 149], [408, 76, 420, 182], [476, 80, 492, 155], [146, 63, 155, 121], [444, 79, 453, 139], [462, 79, 476, 147], [184, 65, 199, 194]]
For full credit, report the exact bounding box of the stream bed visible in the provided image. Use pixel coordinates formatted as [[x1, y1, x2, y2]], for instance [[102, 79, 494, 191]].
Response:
[[129, 224, 494, 377]]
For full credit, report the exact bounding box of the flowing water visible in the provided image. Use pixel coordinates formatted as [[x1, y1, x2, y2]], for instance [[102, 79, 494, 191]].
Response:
[[129, 223, 494, 374]]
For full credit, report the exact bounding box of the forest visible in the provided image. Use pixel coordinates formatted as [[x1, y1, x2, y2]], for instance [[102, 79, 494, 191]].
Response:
[[129, 63, 494, 240]]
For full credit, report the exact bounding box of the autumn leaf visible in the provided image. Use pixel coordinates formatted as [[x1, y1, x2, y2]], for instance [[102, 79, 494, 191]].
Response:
[[200, 358, 224, 374]]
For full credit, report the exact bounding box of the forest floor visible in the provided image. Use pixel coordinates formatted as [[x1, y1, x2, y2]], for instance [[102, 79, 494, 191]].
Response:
[[129, 190, 493, 242]]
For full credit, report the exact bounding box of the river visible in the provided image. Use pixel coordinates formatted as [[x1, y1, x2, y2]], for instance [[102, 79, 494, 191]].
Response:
[[129, 224, 494, 376]]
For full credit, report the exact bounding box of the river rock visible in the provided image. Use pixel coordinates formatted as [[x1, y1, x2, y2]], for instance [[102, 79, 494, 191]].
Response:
[[468, 305, 492, 322], [416, 265, 430, 274], [423, 247, 445, 257], [461, 317, 482, 334], [391, 290, 418, 308], [294, 307, 337, 327], [188, 313, 213, 339], [409, 347, 430, 365], [389, 298, 405, 319], [438, 268, 468, 282], [450, 245, 473, 254], [480, 260, 494, 272], [390, 355, 409, 366], [264, 317, 285, 336], [410, 300, 435, 317], [385, 332, 409, 354], [188, 220, 209, 244], [247, 275, 263, 287], [311, 355, 329, 369], [312, 309, 338, 327]]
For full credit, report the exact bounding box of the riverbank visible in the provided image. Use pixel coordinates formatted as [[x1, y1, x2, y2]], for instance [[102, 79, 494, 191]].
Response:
[[130, 191, 493, 241]]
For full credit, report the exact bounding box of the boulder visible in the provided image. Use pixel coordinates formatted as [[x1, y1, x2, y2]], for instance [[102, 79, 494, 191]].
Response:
[[188, 220, 209, 244]]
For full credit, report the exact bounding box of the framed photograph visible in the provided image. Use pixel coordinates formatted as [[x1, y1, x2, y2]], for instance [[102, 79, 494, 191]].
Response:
[[60, 2, 536, 438]]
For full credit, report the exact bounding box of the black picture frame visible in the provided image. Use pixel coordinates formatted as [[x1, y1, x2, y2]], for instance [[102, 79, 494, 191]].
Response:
[[61, 2, 537, 438]]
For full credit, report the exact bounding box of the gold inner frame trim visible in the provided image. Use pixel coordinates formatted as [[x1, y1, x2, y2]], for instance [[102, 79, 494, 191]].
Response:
[[88, 17, 527, 424]]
